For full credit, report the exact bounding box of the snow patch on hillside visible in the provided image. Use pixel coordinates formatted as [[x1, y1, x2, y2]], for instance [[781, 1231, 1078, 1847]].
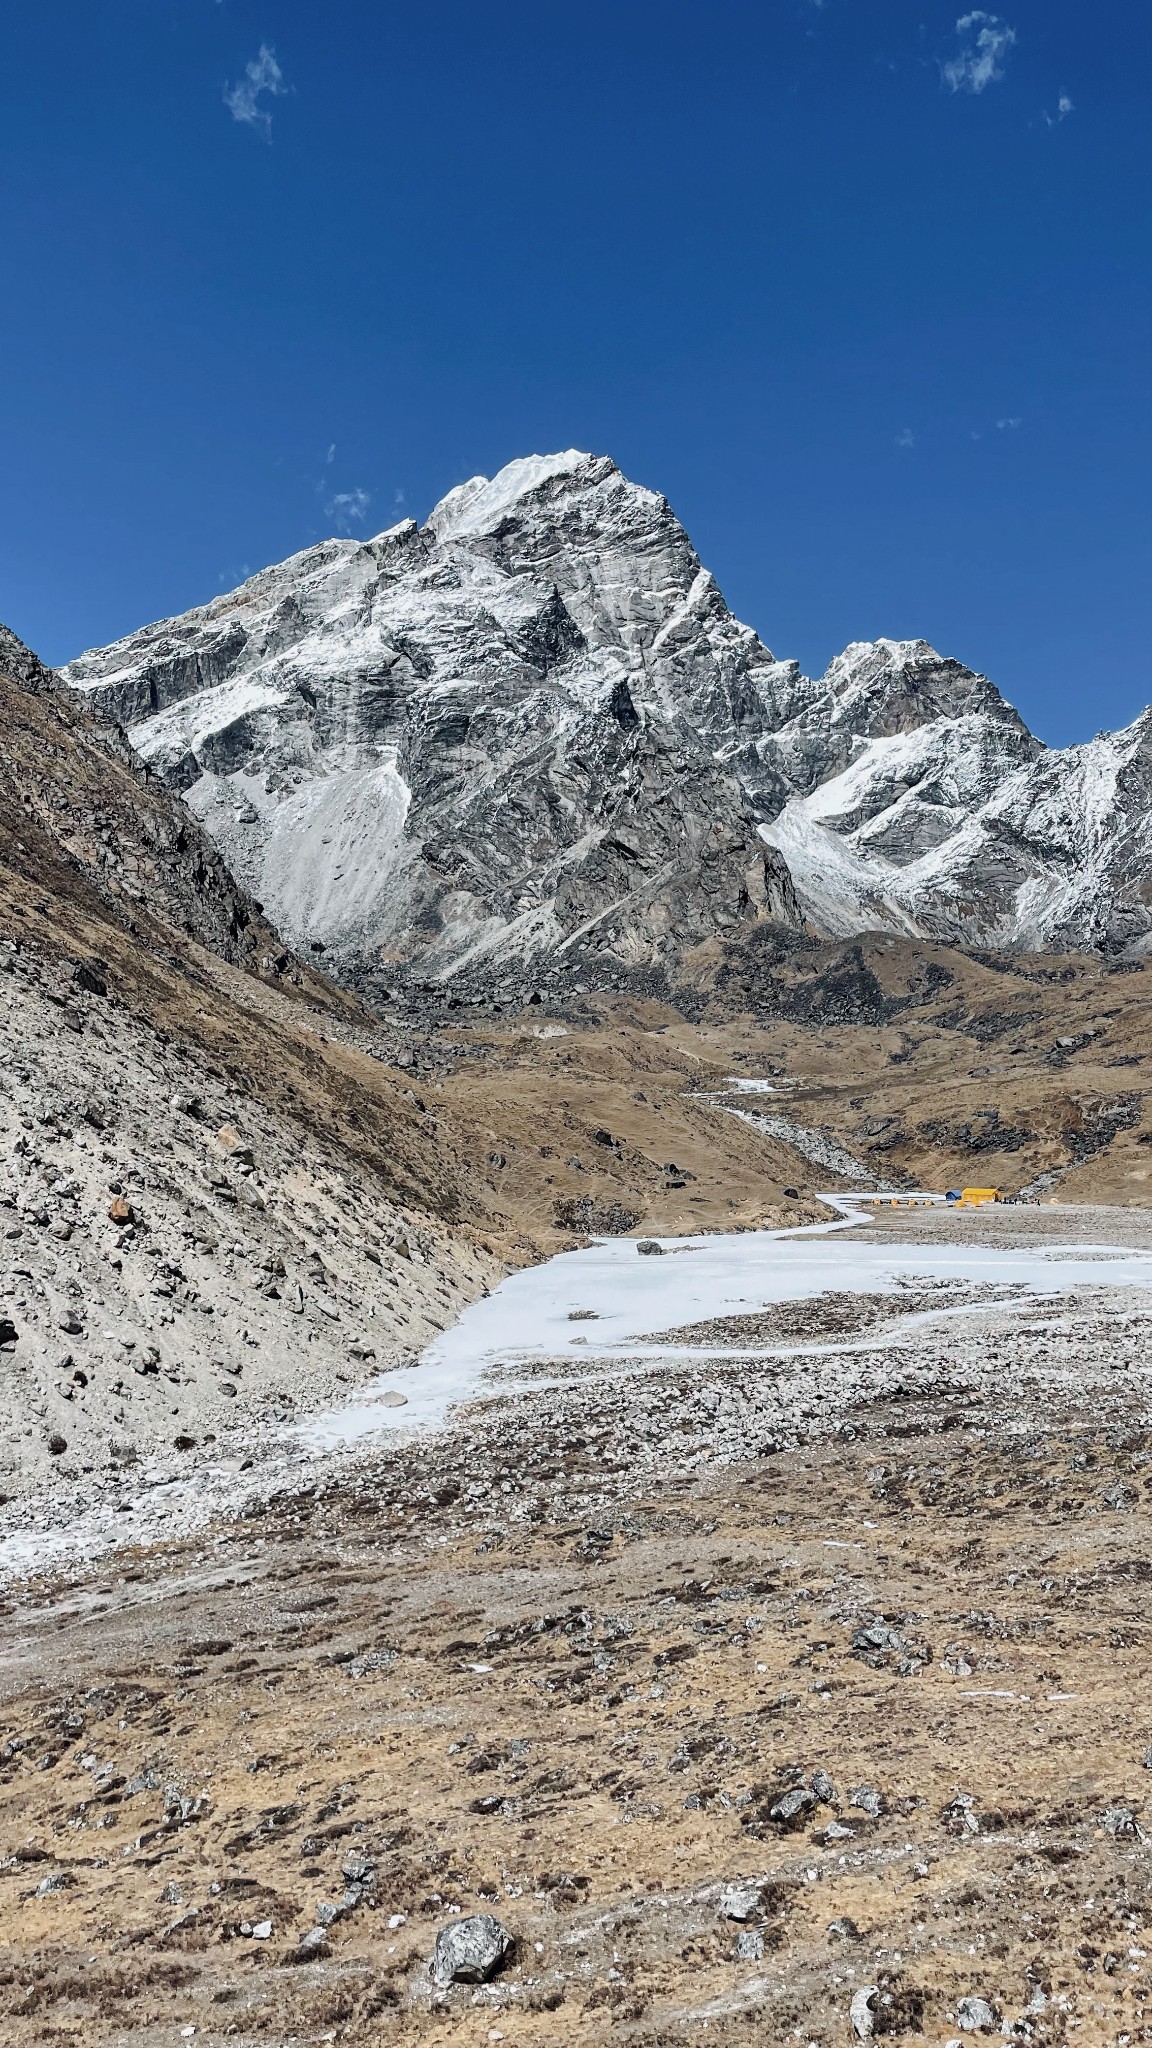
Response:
[[186, 757, 411, 950]]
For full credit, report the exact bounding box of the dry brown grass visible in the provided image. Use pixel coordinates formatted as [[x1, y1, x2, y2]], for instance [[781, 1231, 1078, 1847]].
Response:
[[4, 1317, 1152, 2045]]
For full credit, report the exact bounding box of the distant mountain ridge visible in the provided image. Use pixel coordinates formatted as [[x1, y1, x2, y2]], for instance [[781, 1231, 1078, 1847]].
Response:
[[60, 451, 1152, 990]]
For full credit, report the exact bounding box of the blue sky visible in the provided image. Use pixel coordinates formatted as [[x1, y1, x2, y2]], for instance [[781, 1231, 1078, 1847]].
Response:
[[0, 1, 1147, 744]]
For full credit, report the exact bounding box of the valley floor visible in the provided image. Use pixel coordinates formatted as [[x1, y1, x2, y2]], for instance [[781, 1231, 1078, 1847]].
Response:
[[3, 1205, 1152, 2044]]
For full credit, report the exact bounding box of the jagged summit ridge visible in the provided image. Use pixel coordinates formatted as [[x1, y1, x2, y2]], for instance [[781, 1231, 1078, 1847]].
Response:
[[758, 639, 1152, 954], [423, 450, 599, 541], [62, 451, 1152, 977]]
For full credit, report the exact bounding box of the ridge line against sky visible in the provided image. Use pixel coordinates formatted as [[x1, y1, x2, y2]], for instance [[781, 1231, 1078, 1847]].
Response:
[[0, 0, 1146, 746]]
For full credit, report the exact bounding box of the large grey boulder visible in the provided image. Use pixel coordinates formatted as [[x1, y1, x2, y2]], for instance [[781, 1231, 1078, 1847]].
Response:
[[850, 1985, 878, 2040], [430, 1913, 515, 1987], [719, 1883, 762, 1922], [957, 1994, 1000, 2032]]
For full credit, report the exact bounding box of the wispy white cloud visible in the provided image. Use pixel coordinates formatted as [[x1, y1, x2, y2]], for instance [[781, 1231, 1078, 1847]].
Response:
[[224, 44, 288, 141], [895, 428, 915, 449], [325, 488, 372, 532], [326, 443, 336, 465], [996, 416, 1022, 430], [941, 11, 1016, 95], [1042, 92, 1074, 127]]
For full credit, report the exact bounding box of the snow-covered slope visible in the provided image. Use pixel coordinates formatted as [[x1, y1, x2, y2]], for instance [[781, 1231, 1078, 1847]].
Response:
[[62, 452, 1152, 982]]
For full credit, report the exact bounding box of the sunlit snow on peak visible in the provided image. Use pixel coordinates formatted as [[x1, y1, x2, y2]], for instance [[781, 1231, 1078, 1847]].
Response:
[[425, 451, 597, 542]]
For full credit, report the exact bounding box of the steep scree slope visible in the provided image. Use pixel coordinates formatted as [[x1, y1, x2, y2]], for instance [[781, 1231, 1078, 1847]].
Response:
[[0, 624, 510, 1518]]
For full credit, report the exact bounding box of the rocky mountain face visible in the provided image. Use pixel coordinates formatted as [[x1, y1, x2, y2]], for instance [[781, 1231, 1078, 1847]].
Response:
[[0, 621, 516, 1524], [755, 638, 1152, 956], [62, 456, 800, 1000], [61, 452, 1152, 990]]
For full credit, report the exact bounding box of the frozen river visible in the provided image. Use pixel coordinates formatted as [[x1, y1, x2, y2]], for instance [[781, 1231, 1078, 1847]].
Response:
[[8, 1199, 1152, 1582], [303, 1201, 1152, 1446]]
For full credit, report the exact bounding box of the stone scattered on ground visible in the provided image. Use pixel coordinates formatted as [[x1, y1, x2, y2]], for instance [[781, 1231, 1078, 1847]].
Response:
[[430, 1913, 515, 1987], [5, 1210, 1152, 2040]]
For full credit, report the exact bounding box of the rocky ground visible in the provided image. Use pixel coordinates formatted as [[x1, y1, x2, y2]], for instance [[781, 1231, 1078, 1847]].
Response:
[[4, 1207, 1152, 2045], [0, 951, 496, 1531], [0, 629, 830, 1545]]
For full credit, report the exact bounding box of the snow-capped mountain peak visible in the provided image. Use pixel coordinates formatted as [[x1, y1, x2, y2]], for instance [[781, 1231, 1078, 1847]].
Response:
[[424, 450, 601, 541], [822, 637, 1030, 737], [61, 452, 1152, 983]]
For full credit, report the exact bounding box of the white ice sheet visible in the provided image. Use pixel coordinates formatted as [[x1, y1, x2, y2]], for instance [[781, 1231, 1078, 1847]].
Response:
[[301, 1206, 1152, 1447]]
